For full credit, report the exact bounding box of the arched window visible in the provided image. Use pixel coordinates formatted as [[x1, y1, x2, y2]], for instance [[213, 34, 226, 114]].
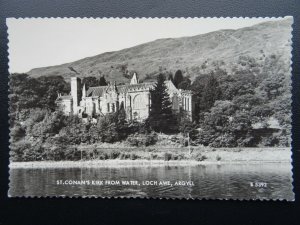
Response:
[[112, 103, 115, 112], [172, 95, 179, 110], [133, 94, 147, 110], [187, 97, 189, 111]]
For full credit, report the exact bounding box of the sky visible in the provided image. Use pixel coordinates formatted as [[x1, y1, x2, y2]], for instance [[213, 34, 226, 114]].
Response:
[[7, 17, 285, 73]]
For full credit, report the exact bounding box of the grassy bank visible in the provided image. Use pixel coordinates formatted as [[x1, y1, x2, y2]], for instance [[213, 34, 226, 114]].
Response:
[[10, 147, 292, 168]]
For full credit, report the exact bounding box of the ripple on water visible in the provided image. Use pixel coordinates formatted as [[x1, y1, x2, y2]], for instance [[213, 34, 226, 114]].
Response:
[[9, 163, 294, 200]]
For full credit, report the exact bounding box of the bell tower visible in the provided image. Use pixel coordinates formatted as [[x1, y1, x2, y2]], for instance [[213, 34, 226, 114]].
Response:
[[71, 77, 81, 114], [82, 83, 86, 98]]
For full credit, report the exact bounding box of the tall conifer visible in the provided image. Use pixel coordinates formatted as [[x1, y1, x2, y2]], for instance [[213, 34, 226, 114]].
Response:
[[99, 76, 107, 86], [149, 74, 177, 133], [173, 70, 183, 88]]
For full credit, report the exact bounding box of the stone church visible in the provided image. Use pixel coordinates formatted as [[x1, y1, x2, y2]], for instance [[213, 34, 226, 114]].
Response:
[[56, 73, 193, 121]]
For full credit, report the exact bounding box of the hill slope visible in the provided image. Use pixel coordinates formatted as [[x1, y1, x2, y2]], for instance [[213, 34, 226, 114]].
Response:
[[27, 18, 292, 83]]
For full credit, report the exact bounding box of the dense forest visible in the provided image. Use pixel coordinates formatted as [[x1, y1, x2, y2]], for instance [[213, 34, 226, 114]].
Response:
[[9, 53, 291, 162]]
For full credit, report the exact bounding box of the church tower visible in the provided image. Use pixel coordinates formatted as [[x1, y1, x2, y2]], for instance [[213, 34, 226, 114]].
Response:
[[71, 77, 81, 114], [130, 72, 139, 85]]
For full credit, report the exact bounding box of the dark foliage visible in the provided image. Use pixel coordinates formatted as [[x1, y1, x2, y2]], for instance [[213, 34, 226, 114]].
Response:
[[178, 76, 192, 90], [126, 132, 158, 147], [168, 73, 174, 83], [82, 76, 107, 89], [9, 51, 292, 161], [189, 55, 291, 147], [10, 74, 70, 114], [173, 70, 183, 88], [99, 76, 108, 86], [149, 73, 178, 133]]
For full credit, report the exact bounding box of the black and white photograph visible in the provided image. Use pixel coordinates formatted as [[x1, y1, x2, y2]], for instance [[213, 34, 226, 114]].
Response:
[[7, 17, 294, 200]]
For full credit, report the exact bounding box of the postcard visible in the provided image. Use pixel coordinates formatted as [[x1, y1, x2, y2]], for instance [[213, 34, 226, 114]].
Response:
[[7, 17, 294, 200]]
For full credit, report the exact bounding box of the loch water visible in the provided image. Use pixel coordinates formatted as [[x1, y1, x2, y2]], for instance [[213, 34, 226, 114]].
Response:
[[9, 163, 294, 200]]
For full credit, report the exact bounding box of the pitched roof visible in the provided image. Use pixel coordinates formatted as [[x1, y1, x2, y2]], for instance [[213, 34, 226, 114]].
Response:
[[165, 80, 177, 92], [86, 86, 107, 97], [86, 82, 155, 97], [85, 80, 190, 97], [56, 95, 73, 101]]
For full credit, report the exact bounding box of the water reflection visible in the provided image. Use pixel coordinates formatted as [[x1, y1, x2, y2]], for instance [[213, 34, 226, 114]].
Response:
[[9, 163, 294, 200]]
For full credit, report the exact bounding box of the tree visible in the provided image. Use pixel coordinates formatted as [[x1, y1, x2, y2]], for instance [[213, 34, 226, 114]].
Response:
[[149, 74, 177, 133], [196, 100, 238, 147], [37, 76, 70, 110], [173, 70, 184, 88], [178, 77, 191, 90], [167, 73, 174, 83], [99, 76, 108, 86], [32, 111, 67, 139], [82, 76, 107, 89], [10, 123, 26, 142], [10, 74, 41, 112], [10, 74, 69, 113], [200, 74, 221, 112], [97, 114, 120, 143], [259, 74, 286, 100], [82, 77, 100, 89]]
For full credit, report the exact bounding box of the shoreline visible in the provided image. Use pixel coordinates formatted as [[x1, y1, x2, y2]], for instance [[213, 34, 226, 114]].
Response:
[[10, 147, 292, 168], [10, 159, 292, 169]]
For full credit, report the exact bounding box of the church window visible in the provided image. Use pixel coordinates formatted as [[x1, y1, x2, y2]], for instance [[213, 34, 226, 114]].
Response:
[[172, 95, 178, 110], [133, 94, 146, 109], [107, 103, 110, 112], [112, 103, 115, 112], [187, 97, 189, 111]]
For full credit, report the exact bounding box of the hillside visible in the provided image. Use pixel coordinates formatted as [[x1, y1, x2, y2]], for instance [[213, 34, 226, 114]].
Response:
[[27, 18, 292, 83]]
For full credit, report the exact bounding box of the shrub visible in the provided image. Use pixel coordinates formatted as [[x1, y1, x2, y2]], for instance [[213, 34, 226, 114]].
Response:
[[164, 152, 172, 161], [216, 155, 221, 161], [119, 153, 128, 159], [150, 153, 158, 160], [47, 146, 66, 161], [31, 143, 46, 161], [260, 135, 280, 147], [65, 147, 81, 161], [88, 147, 98, 160], [130, 153, 139, 160], [11, 141, 47, 162], [171, 154, 178, 160], [10, 124, 26, 142], [10, 142, 31, 162], [195, 153, 208, 161], [126, 132, 158, 147], [177, 153, 186, 160], [97, 150, 109, 160], [109, 150, 121, 159]]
